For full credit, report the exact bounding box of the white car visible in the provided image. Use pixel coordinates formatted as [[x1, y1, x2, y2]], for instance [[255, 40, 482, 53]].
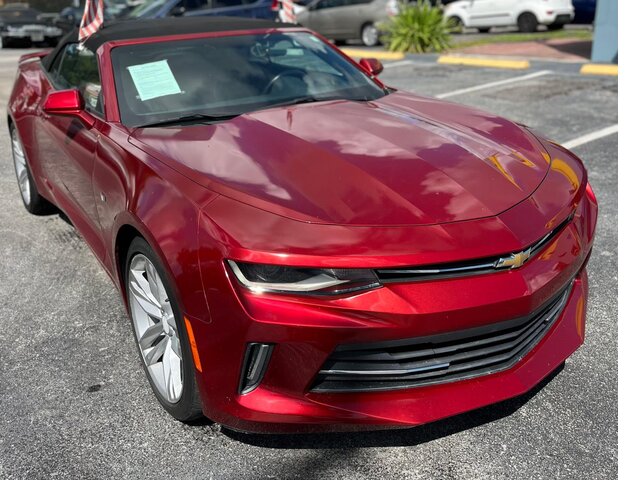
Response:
[[444, 0, 575, 33]]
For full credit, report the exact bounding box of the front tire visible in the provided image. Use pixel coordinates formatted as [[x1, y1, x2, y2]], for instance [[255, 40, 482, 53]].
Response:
[[10, 124, 56, 215], [361, 23, 380, 47], [517, 12, 538, 33], [126, 237, 203, 422]]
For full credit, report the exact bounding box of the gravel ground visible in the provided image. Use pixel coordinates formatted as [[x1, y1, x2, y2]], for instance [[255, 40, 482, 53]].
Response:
[[0, 49, 617, 479]]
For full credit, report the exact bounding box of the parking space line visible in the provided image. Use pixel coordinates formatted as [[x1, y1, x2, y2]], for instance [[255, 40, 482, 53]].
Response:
[[383, 60, 416, 69], [562, 124, 619, 149], [435, 70, 552, 99]]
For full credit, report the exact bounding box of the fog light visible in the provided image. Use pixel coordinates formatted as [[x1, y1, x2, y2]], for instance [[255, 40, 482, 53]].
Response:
[[239, 343, 274, 394]]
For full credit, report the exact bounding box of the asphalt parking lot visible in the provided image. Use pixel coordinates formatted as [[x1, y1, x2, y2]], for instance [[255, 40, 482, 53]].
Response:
[[0, 49, 617, 479]]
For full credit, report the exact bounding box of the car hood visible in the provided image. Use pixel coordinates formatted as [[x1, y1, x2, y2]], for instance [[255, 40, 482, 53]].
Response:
[[130, 92, 551, 226]]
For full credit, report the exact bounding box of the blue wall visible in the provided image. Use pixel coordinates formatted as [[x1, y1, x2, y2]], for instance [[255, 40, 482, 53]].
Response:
[[591, 0, 618, 63]]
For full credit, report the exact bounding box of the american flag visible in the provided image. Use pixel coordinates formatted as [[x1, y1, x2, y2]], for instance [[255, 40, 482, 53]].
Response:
[[280, 0, 297, 24], [78, 0, 105, 43]]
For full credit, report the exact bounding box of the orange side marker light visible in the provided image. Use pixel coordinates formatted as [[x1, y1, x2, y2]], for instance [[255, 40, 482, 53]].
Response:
[[184, 316, 203, 372]]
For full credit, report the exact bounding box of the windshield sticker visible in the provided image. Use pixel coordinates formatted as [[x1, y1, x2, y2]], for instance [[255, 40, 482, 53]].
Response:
[[127, 60, 182, 102]]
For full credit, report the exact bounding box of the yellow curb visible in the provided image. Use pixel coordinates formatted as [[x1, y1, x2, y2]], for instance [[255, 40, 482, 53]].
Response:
[[580, 63, 618, 76], [438, 55, 530, 70], [340, 48, 405, 60]]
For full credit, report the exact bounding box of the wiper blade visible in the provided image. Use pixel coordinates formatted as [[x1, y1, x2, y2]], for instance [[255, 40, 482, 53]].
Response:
[[267, 95, 348, 109], [134, 113, 238, 129]]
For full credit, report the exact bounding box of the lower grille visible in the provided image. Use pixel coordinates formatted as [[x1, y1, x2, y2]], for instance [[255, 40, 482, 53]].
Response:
[[312, 284, 572, 393]]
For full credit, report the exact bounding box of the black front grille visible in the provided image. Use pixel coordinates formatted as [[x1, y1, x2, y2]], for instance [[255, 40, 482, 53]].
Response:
[[312, 284, 572, 393]]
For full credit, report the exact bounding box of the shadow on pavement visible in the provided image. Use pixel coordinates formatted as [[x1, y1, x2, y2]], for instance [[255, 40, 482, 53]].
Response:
[[222, 362, 565, 449], [547, 40, 592, 60]]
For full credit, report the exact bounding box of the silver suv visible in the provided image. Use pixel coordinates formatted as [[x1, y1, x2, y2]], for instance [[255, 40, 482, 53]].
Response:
[[294, 0, 399, 46]]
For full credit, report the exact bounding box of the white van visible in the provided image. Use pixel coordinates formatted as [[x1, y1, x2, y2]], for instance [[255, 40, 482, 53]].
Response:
[[444, 0, 575, 33]]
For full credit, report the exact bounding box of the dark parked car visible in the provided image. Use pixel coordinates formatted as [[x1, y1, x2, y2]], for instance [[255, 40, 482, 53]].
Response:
[[127, 0, 277, 20], [0, 4, 63, 48], [572, 0, 596, 24], [56, 5, 118, 33]]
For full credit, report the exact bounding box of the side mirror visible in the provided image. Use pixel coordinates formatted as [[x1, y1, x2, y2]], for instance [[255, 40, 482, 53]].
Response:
[[359, 57, 384, 76], [43, 89, 95, 128]]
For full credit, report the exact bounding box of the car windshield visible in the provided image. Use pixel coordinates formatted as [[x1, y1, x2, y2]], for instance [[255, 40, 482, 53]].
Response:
[[126, 0, 170, 19], [111, 32, 387, 128]]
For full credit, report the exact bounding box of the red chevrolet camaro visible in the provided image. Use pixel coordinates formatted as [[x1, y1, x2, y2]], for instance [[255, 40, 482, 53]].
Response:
[[8, 17, 597, 433]]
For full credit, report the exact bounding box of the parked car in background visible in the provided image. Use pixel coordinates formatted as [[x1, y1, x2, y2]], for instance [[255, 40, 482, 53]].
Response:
[[444, 0, 575, 33], [56, 3, 119, 34], [572, 0, 596, 24], [292, 0, 399, 46], [0, 3, 63, 48], [126, 0, 277, 20]]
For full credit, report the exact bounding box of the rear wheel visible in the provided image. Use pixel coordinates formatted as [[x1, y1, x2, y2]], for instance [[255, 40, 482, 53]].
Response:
[[361, 23, 380, 47], [126, 237, 203, 422], [448, 16, 464, 33], [10, 124, 56, 215], [517, 12, 538, 33]]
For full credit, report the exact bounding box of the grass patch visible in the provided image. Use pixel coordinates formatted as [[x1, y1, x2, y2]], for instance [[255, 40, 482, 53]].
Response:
[[452, 28, 592, 49]]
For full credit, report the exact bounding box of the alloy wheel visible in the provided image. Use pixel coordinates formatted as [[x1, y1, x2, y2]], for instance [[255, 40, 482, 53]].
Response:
[[11, 127, 31, 206], [362, 24, 379, 47], [128, 253, 183, 404]]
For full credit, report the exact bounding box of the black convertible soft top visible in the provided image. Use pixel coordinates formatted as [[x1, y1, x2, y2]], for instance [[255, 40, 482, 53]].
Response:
[[42, 17, 292, 70]]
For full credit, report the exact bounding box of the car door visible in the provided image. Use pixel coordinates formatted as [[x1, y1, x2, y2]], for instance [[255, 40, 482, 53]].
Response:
[[166, 0, 210, 16], [38, 43, 106, 259], [466, 0, 511, 27], [188, 0, 252, 18], [305, 0, 348, 38]]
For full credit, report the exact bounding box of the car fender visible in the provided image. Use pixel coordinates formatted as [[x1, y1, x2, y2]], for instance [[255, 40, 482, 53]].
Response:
[[106, 138, 218, 325], [444, 1, 470, 24]]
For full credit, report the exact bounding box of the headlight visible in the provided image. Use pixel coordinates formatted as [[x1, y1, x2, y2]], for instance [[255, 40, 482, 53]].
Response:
[[227, 261, 381, 296]]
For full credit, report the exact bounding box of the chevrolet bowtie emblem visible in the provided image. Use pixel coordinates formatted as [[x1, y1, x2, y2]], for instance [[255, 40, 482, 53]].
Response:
[[495, 248, 532, 269]]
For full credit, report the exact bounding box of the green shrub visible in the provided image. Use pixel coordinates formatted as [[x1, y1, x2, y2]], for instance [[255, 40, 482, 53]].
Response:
[[381, 1, 453, 54]]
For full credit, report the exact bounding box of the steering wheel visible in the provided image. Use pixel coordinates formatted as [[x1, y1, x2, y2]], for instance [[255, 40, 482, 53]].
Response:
[[262, 70, 307, 94]]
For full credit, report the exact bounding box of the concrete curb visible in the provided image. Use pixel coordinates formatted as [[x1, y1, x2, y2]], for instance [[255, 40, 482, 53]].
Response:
[[340, 48, 405, 60], [437, 55, 530, 69], [580, 63, 618, 76], [340, 49, 617, 77]]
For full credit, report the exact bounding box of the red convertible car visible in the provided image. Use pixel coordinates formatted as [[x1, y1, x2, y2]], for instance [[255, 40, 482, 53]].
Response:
[[8, 17, 597, 432]]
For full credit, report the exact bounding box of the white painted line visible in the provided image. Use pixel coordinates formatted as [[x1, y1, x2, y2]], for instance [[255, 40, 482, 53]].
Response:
[[435, 70, 552, 99], [384, 60, 416, 69], [562, 124, 619, 150]]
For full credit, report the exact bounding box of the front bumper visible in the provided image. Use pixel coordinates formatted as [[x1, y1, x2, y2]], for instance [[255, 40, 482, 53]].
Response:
[[234, 270, 588, 433], [2, 25, 62, 43], [538, 8, 575, 25], [190, 165, 597, 432]]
